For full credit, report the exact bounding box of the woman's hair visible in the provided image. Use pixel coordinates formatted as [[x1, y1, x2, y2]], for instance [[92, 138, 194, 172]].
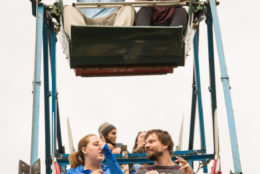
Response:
[[68, 134, 96, 168], [98, 122, 116, 146], [133, 131, 146, 153]]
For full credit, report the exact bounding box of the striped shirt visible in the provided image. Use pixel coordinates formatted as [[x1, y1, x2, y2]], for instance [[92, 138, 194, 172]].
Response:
[[136, 164, 183, 174]]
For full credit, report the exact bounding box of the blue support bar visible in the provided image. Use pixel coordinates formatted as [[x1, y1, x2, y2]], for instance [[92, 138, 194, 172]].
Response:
[[57, 149, 205, 159], [57, 153, 215, 166], [30, 4, 44, 165], [43, 14, 52, 174], [193, 29, 207, 152], [206, 5, 218, 154], [209, 0, 242, 173], [50, 23, 57, 157], [193, 29, 208, 173]]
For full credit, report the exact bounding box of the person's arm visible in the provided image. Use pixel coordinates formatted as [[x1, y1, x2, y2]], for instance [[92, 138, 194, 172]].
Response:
[[102, 143, 124, 174]]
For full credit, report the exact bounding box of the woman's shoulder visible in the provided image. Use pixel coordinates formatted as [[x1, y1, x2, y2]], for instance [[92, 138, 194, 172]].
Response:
[[66, 165, 85, 174]]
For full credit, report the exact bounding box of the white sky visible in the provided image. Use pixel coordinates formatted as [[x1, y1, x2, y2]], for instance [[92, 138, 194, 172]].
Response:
[[0, 0, 259, 173]]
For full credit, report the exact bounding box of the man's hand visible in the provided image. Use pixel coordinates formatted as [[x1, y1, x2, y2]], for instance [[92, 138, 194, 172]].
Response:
[[145, 170, 159, 174], [92, 169, 104, 174], [112, 147, 121, 154], [135, 141, 145, 151], [175, 156, 193, 174]]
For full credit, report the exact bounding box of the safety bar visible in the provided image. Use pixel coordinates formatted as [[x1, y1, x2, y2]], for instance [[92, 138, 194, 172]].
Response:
[[73, 0, 190, 8]]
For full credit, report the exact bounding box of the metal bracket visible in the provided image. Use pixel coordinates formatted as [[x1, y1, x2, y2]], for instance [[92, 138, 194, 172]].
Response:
[[47, 3, 61, 33], [18, 159, 41, 174]]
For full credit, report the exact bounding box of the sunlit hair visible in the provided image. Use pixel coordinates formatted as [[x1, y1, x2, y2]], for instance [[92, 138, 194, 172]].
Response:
[[68, 134, 96, 168], [145, 129, 174, 155]]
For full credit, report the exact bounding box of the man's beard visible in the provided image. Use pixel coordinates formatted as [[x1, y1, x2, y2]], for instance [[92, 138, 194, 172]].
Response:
[[146, 150, 163, 161]]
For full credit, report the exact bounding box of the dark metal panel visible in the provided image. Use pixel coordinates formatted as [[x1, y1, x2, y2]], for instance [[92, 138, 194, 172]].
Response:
[[69, 26, 185, 68]]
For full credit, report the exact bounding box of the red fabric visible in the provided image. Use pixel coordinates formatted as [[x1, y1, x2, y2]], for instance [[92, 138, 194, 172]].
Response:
[[152, 0, 175, 24]]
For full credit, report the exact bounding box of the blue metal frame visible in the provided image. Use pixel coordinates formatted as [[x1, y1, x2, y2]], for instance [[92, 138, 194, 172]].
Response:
[[193, 29, 208, 173], [50, 23, 57, 157], [193, 29, 207, 153], [57, 150, 214, 166], [209, 0, 242, 173], [58, 154, 214, 166], [43, 11, 52, 174], [206, 5, 218, 154], [31, 4, 44, 165], [29, 2, 243, 174]]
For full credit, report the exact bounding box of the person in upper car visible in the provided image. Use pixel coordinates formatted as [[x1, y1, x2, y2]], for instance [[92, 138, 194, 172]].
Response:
[[64, 0, 136, 38], [134, 0, 188, 32]]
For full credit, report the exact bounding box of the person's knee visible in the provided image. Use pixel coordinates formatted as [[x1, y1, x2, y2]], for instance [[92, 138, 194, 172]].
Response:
[[119, 6, 136, 16], [175, 7, 188, 19], [135, 7, 152, 26], [137, 7, 152, 15]]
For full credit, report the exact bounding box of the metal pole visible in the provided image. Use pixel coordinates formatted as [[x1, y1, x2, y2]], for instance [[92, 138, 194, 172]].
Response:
[[206, 5, 218, 154], [30, 4, 44, 166], [188, 70, 197, 151], [193, 28, 208, 173], [188, 69, 197, 169], [209, 0, 242, 173], [57, 101, 64, 154], [73, 1, 189, 8], [50, 23, 57, 157], [43, 13, 52, 174]]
